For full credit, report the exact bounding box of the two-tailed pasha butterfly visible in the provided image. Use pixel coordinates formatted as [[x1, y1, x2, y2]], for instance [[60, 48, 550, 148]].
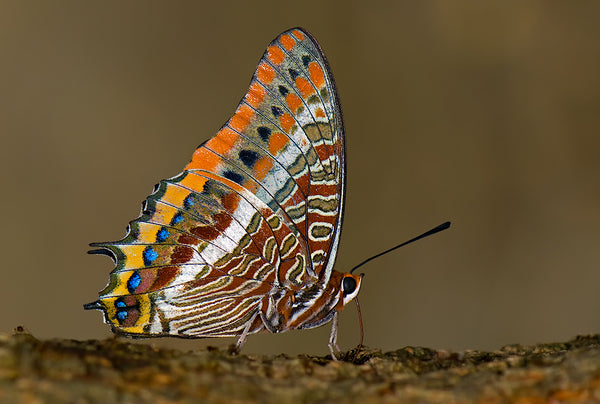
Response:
[[85, 28, 449, 359]]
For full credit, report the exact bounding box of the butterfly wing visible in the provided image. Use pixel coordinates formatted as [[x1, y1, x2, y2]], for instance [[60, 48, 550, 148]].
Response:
[[88, 28, 345, 337]]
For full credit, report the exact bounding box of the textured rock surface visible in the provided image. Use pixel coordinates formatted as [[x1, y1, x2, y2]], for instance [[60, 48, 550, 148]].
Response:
[[1, 327, 600, 403]]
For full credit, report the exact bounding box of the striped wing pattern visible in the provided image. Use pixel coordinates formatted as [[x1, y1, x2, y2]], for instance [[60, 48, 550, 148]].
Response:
[[88, 28, 348, 339]]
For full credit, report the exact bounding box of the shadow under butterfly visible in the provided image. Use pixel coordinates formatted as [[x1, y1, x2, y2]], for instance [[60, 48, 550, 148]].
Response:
[[84, 27, 450, 360]]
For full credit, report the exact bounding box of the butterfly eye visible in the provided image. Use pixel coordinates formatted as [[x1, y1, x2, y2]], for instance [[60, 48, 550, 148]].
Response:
[[342, 276, 357, 296]]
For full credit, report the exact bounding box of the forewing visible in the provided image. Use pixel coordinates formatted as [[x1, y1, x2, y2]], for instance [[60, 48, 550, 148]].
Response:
[[187, 28, 346, 284]]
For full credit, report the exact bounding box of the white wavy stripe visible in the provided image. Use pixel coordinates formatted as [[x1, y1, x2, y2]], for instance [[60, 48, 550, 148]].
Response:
[[163, 272, 267, 306], [170, 295, 262, 335]]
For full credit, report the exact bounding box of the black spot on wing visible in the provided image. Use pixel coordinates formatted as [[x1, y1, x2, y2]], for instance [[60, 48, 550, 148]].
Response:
[[239, 150, 260, 168], [257, 126, 271, 141], [278, 85, 289, 96], [271, 106, 283, 117], [223, 170, 244, 185], [302, 55, 310, 68]]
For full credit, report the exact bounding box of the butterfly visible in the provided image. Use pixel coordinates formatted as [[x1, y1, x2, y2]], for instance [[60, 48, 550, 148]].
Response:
[[85, 27, 362, 359]]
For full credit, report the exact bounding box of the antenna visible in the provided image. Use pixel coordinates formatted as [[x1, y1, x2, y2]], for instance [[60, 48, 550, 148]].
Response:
[[349, 221, 451, 274]]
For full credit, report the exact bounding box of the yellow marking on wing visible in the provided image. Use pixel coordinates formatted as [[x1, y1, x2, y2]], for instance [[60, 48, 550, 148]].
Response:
[[161, 184, 190, 208]]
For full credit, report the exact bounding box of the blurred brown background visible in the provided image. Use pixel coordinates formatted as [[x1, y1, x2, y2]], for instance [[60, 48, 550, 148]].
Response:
[[1, 1, 599, 356]]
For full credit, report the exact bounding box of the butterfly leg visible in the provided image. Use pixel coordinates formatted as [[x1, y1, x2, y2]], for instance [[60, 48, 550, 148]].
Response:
[[328, 311, 341, 360], [233, 311, 260, 354]]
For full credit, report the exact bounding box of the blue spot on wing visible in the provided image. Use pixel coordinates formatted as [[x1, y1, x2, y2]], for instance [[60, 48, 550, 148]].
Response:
[[127, 271, 142, 293], [171, 213, 184, 225], [115, 300, 126, 308], [183, 194, 195, 209], [156, 227, 170, 242], [143, 246, 159, 266], [116, 310, 128, 322]]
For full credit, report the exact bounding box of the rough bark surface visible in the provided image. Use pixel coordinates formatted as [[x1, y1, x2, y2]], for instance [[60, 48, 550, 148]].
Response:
[[1, 327, 600, 403]]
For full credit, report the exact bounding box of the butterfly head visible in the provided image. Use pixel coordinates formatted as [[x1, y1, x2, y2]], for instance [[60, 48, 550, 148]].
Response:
[[340, 273, 363, 306]]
